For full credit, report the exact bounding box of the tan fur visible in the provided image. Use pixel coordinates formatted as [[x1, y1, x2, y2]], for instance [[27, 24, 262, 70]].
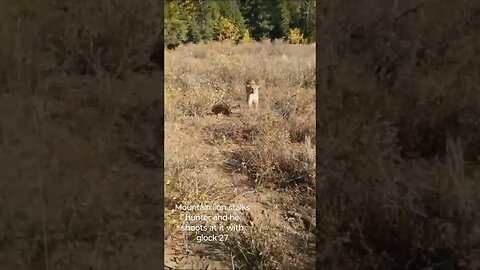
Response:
[[245, 79, 260, 110]]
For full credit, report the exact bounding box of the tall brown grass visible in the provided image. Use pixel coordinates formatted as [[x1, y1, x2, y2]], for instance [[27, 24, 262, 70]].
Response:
[[0, 0, 162, 269], [0, 0, 161, 86], [165, 41, 316, 269], [318, 0, 480, 269]]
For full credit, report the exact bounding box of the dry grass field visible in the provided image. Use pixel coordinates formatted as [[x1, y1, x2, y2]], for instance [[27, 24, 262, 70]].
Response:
[[318, 0, 480, 269], [164, 41, 316, 269], [0, 0, 164, 269], [2, 0, 480, 269]]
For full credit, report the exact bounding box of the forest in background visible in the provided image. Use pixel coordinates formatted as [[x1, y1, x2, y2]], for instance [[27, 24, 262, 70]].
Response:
[[164, 0, 316, 48]]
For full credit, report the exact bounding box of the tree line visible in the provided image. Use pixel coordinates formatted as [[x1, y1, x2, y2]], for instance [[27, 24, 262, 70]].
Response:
[[164, 0, 316, 48]]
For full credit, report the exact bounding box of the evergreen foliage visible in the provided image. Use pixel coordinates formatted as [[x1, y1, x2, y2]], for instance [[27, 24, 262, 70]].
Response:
[[164, 0, 316, 48]]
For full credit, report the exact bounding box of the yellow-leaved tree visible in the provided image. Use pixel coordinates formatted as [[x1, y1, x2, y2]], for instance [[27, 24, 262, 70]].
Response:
[[241, 29, 253, 43], [286, 28, 306, 44], [215, 17, 241, 43]]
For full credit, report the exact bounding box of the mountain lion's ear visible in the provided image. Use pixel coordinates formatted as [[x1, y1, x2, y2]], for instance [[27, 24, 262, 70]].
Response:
[[246, 84, 251, 87]]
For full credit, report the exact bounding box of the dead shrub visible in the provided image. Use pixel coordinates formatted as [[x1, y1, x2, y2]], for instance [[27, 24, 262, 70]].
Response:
[[225, 127, 315, 189], [206, 121, 260, 145], [44, 0, 161, 77]]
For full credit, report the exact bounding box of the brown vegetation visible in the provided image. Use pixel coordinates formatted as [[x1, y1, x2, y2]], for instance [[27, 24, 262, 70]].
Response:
[[318, 0, 480, 269], [0, 0, 163, 269], [164, 41, 316, 269]]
